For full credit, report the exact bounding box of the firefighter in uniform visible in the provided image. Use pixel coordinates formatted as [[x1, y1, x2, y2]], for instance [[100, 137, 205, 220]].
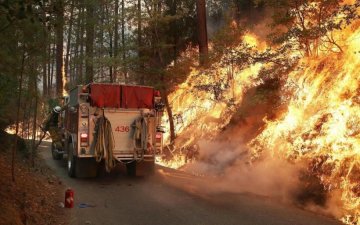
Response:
[[43, 106, 63, 150]]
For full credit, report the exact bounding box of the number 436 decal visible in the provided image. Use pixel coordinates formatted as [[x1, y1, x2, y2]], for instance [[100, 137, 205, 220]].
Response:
[[115, 126, 130, 132]]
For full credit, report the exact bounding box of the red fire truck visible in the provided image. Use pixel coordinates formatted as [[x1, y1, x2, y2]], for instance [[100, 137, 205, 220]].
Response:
[[53, 83, 164, 178]]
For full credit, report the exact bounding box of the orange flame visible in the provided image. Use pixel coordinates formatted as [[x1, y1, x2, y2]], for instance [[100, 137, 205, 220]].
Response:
[[159, 14, 360, 224], [160, 33, 266, 168], [251, 22, 360, 224]]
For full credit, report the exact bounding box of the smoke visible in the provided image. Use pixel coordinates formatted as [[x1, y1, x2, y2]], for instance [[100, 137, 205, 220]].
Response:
[[302, 191, 344, 220], [159, 139, 344, 220], [180, 140, 303, 202]]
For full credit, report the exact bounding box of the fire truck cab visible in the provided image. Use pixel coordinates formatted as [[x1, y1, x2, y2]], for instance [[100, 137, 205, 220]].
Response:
[[54, 83, 164, 178]]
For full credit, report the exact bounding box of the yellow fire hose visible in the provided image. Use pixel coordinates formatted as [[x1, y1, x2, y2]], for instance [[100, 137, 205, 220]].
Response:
[[133, 116, 149, 161], [93, 114, 151, 171], [93, 116, 116, 172]]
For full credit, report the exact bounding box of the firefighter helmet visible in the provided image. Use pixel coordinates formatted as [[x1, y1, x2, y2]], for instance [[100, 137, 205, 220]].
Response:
[[53, 106, 61, 113]]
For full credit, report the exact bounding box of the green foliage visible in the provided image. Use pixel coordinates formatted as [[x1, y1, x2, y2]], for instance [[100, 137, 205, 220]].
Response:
[[0, 0, 44, 131], [266, 0, 360, 55], [0, 74, 18, 130], [234, 0, 265, 10], [0, 131, 27, 154]]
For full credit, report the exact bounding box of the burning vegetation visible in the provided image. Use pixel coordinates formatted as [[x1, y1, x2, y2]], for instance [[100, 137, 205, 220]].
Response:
[[158, 1, 360, 224]]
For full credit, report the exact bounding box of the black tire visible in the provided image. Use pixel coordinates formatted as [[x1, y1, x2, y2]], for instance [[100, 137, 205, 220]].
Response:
[[67, 144, 98, 178], [135, 160, 155, 176], [67, 144, 76, 177], [126, 161, 137, 176], [76, 158, 98, 178], [51, 142, 63, 160], [96, 160, 107, 177], [146, 160, 155, 175]]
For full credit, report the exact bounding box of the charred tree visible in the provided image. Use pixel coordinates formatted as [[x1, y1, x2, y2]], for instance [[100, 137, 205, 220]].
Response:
[[65, 0, 75, 88], [42, 51, 47, 97], [55, 0, 64, 97], [12, 52, 26, 182], [170, 0, 178, 64], [75, 5, 85, 84], [162, 89, 176, 144], [121, 0, 127, 83], [42, 8, 48, 97], [113, 0, 120, 82], [138, 0, 145, 84], [196, 0, 208, 66], [85, 1, 95, 83], [47, 41, 52, 96], [31, 77, 38, 167]]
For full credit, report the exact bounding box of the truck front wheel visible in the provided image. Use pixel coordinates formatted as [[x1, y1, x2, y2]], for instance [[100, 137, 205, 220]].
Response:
[[68, 143, 98, 178], [51, 142, 63, 160], [126, 161, 137, 176]]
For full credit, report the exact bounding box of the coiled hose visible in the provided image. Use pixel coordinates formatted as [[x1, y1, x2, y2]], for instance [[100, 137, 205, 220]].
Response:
[[93, 116, 116, 172], [133, 117, 148, 161]]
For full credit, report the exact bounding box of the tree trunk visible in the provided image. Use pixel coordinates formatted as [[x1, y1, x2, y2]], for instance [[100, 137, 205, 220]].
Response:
[[138, 0, 145, 84], [21, 99, 27, 138], [76, 6, 85, 84], [55, 0, 65, 97], [47, 42, 52, 96], [31, 78, 38, 167], [121, 0, 127, 83], [105, 3, 113, 82], [162, 89, 176, 144], [26, 100, 31, 140], [42, 9, 48, 97], [12, 52, 26, 182], [109, 35, 113, 82], [114, 0, 119, 82], [99, 4, 105, 81], [85, 1, 95, 83], [170, 0, 178, 64], [42, 53, 47, 97], [196, 0, 208, 66], [65, 0, 75, 89]]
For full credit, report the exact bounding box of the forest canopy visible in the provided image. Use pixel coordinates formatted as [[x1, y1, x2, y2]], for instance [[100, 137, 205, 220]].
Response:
[[0, 0, 359, 131]]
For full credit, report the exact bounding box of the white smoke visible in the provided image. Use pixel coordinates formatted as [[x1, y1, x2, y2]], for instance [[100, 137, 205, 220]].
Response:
[[182, 140, 303, 202]]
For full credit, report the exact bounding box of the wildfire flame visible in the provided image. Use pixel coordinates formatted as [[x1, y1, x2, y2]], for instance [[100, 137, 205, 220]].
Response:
[[158, 14, 360, 225], [160, 33, 266, 155], [251, 22, 360, 224], [62, 61, 68, 96]]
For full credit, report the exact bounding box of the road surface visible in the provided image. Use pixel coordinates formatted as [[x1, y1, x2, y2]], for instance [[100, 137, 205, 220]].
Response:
[[39, 142, 342, 225]]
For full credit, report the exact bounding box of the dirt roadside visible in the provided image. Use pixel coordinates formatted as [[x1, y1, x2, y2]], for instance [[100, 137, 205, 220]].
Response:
[[0, 137, 69, 225]]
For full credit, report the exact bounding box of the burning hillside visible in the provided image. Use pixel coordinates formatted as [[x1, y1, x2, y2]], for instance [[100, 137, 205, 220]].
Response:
[[251, 21, 360, 224], [158, 7, 360, 225]]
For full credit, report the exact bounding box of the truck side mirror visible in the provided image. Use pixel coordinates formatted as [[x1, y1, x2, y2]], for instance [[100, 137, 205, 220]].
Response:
[[155, 102, 165, 111]]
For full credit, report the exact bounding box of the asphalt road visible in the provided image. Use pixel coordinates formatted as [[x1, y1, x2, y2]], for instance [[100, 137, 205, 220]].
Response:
[[39, 142, 342, 225]]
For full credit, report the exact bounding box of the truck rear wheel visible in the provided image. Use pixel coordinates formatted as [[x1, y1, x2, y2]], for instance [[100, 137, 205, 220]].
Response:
[[126, 160, 155, 176], [51, 142, 63, 160], [76, 158, 98, 178], [139, 160, 155, 176], [126, 161, 137, 176], [146, 160, 155, 175], [68, 144, 98, 178]]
